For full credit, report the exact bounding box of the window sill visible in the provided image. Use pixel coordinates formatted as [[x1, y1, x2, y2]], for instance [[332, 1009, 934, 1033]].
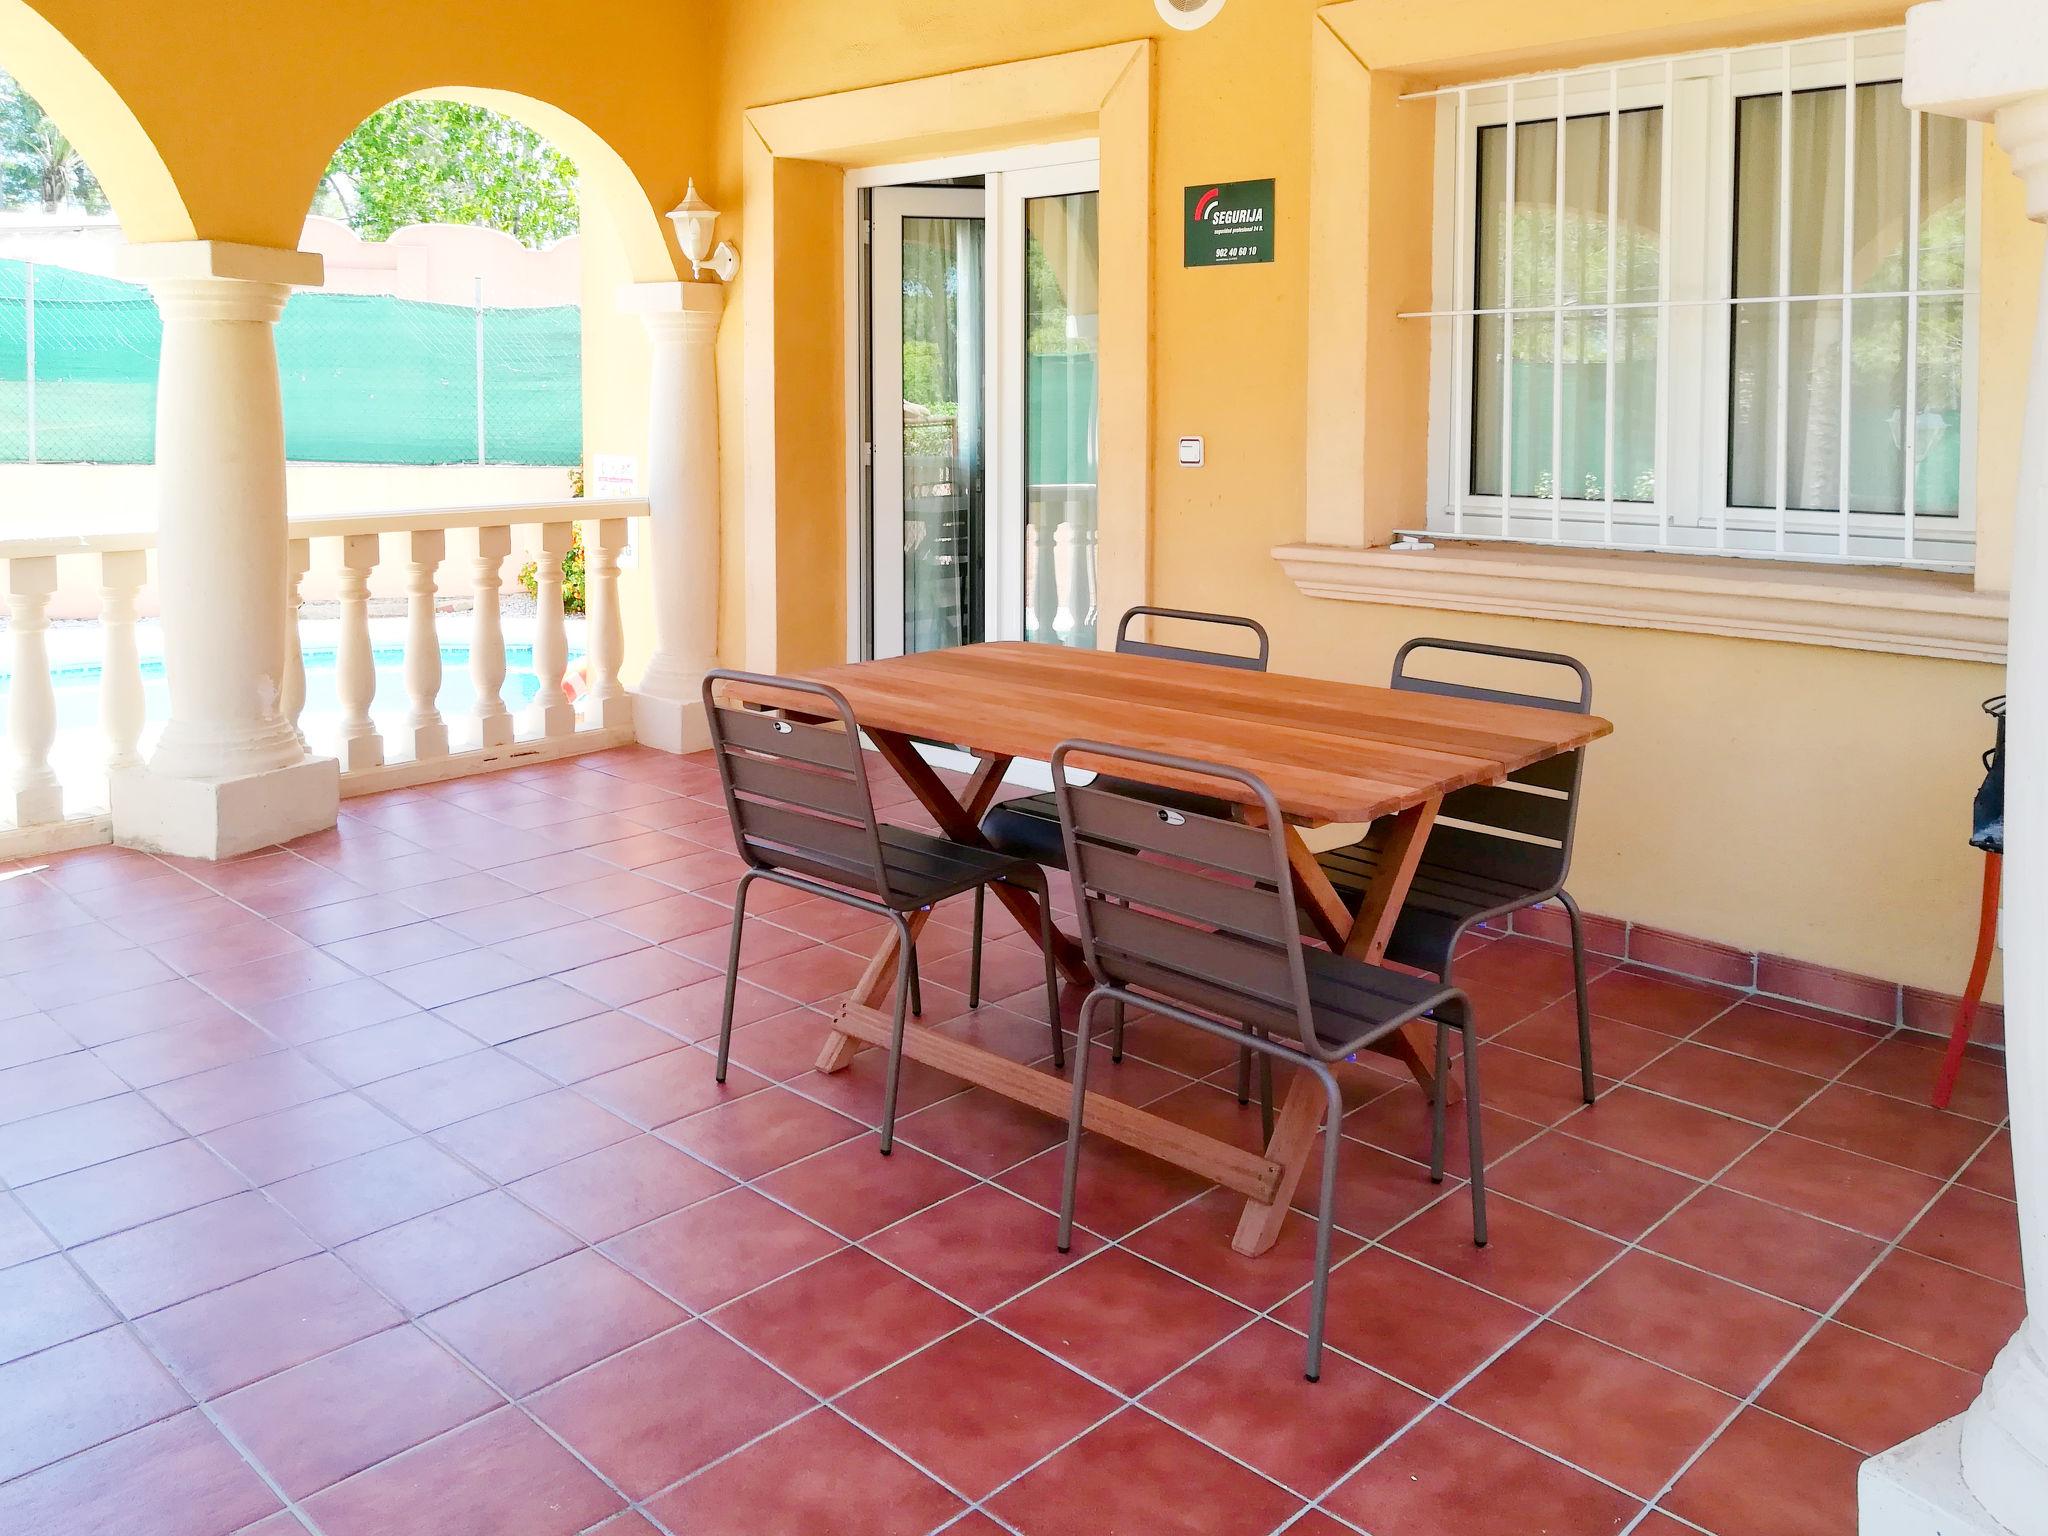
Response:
[[1270, 540, 2008, 663]]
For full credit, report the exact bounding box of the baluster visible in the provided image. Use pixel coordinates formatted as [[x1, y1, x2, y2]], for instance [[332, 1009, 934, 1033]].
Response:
[[583, 519, 630, 729], [6, 556, 61, 826], [98, 549, 147, 772], [280, 539, 310, 750], [1070, 497, 1098, 644], [1033, 512, 1061, 642], [402, 530, 449, 761], [471, 525, 513, 748], [527, 521, 576, 738], [335, 533, 383, 772]]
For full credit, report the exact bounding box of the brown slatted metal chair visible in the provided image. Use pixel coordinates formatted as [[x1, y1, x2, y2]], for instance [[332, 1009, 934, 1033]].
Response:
[[702, 671, 1063, 1151], [974, 607, 1269, 1057], [1049, 741, 1484, 1382], [1316, 638, 1598, 1102]]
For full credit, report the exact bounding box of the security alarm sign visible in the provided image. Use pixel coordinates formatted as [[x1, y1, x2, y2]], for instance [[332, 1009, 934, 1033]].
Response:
[[1185, 179, 1275, 267]]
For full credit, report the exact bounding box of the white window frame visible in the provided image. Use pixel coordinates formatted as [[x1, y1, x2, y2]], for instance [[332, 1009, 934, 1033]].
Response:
[[1417, 28, 1982, 571]]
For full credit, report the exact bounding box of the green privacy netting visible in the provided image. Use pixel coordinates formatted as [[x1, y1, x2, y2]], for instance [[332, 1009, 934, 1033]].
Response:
[[0, 259, 581, 466]]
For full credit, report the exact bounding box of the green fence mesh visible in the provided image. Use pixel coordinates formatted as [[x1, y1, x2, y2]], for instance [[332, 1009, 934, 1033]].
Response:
[[0, 259, 582, 466]]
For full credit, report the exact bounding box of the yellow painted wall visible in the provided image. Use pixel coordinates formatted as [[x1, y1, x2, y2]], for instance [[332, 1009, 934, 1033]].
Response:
[[709, 0, 2020, 999]]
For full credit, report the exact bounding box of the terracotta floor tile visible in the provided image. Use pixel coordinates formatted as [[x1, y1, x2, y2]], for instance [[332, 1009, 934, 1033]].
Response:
[[388, 872, 529, 919], [1843, 1034, 2006, 1124], [1487, 1130, 1701, 1241], [754, 1133, 975, 1239], [134, 1252, 402, 1399], [500, 1009, 683, 1085], [558, 945, 715, 1008], [143, 1051, 341, 1137], [1385, 1192, 1623, 1311], [434, 977, 607, 1044], [1833, 1248, 2027, 1374], [1285, 1134, 1464, 1240], [360, 1049, 554, 1131], [1119, 1186, 1357, 1311], [14, 1136, 247, 1245], [430, 1087, 636, 1183], [1342, 1083, 1545, 1181], [993, 1248, 1253, 1395], [214, 1324, 500, 1498], [1496, 1002, 1678, 1080], [0, 1411, 280, 1536], [1664, 1407, 1862, 1536], [1324, 1407, 1636, 1536], [149, 919, 309, 980], [0, 1050, 129, 1126], [1644, 1185, 1884, 1312], [1558, 1086, 1765, 1180], [1584, 968, 1739, 1035], [267, 1138, 487, 1246], [1555, 1249, 1816, 1396], [1759, 1322, 1978, 1455], [604, 1186, 845, 1310], [241, 977, 419, 1046], [1957, 1129, 2014, 1200], [339, 1189, 579, 1313], [647, 1407, 965, 1536], [0, 1325, 189, 1481], [0, 1092, 182, 1187], [1692, 1001, 1888, 1078], [201, 1094, 410, 1185], [0, 1012, 86, 1073], [864, 1184, 1101, 1313], [550, 870, 678, 918], [995, 1137, 1209, 1241], [627, 974, 792, 1043], [0, 1253, 118, 1364], [70, 1190, 321, 1317], [193, 949, 356, 1011], [305, 1406, 623, 1536], [527, 1321, 811, 1496], [14, 946, 175, 1011], [275, 895, 425, 947], [49, 977, 236, 1046], [1719, 1132, 1946, 1239], [1781, 1083, 1993, 1180], [511, 1133, 730, 1242], [991, 1406, 1301, 1536], [299, 1016, 477, 1088], [786, 1044, 971, 1127], [501, 918, 648, 978], [380, 949, 537, 1010], [715, 1246, 969, 1396], [662, 1083, 864, 1179], [1473, 1044, 1609, 1127], [1145, 1320, 1425, 1495], [891, 1083, 1067, 1176], [437, 894, 584, 945], [1626, 1043, 1825, 1125], [430, 1248, 686, 1395], [579, 1048, 767, 1129], [842, 1321, 1118, 1498], [1902, 1183, 2023, 1288], [1453, 1323, 1736, 1497]]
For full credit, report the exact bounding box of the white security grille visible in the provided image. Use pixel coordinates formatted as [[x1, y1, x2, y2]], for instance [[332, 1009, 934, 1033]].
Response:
[[1407, 29, 1979, 570]]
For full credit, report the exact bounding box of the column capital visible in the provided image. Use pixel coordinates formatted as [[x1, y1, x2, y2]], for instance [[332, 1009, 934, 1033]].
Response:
[[618, 279, 725, 338], [1907, 0, 2048, 217], [119, 240, 324, 325]]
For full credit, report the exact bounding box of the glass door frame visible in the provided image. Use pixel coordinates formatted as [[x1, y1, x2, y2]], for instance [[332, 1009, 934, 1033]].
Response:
[[844, 141, 1102, 663]]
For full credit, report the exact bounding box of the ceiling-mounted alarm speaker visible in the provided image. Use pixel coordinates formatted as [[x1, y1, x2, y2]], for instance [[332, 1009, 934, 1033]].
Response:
[[1157, 0, 1225, 31]]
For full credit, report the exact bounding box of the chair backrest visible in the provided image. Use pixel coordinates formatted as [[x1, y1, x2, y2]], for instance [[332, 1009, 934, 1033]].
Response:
[[1390, 638, 1593, 888], [1051, 740, 1317, 1054], [1115, 607, 1270, 672], [701, 671, 891, 899]]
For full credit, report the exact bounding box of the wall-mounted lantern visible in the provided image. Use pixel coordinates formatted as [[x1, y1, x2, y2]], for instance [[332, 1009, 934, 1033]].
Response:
[[666, 180, 739, 282]]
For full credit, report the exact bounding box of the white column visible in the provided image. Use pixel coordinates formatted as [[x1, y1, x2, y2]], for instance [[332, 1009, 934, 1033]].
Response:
[[619, 281, 724, 751], [471, 525, 514, 749], [98, 550, 148, 773], [6, 556, 61, 827], [1865, 9, 2048, 1534], [109, 241, 337, 858], [583, 517, 631, 730], [401, 529, 449, 761]]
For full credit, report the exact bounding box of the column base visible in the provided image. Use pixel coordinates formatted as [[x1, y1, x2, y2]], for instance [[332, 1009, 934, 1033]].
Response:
[[112, 755, 339, 860], [1862, 1417, 2036, 1536], [632, 690, 712, 754], [584, 693, 634, 732]]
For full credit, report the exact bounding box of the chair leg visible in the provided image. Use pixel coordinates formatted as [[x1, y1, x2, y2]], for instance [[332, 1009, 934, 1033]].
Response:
[[907, 942, 922, 1019], [1428, 1018, 1450, 1184], [1027, 876, 1066, 1072], [968, 886, 984, 1009], [1304, 1062, 1345, 1382], [713, 871, 757, 1085], [1558, 891, 1596, 1104], [1935, 853, 2001, 1109], [1462, 1018, 1489, 1247], [1235, 1045, 1252, 1106], [878, 917, 916, 1156], [1110, 1000, 1126, 1061], [1257, 1047, 1275, 1145], [1056, 990, 1105, 1253]]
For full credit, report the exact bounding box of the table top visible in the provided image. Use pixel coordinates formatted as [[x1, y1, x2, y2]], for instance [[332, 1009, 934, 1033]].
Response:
[[717, 642, 1613, 825]]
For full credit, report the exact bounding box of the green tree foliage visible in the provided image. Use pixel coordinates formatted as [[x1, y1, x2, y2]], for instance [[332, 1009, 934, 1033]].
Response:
[[0, 71, 109, 213], [320, 101, 578, 249]]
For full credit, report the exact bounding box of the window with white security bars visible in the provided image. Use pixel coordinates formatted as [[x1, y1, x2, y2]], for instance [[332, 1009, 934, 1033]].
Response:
[[1413, 29, 1978, 569]]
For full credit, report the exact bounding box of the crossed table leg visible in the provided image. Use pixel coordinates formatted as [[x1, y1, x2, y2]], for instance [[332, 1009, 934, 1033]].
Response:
[[811, 738, 1446, 1258]]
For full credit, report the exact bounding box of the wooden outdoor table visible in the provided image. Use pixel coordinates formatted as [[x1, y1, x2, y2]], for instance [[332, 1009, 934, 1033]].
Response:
[[717, 642, 1611, 1255]]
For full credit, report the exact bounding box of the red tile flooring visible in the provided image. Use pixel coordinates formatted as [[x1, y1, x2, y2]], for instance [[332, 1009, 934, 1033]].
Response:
[[0, 744, 2019, 1536]]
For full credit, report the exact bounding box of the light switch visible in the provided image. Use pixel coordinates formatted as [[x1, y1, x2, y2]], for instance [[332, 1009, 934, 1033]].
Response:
[[1178, 436, 1205, 466]]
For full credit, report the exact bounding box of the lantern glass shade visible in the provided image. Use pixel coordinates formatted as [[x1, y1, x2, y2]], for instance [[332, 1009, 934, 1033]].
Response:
[[667, 180, 719, 274]]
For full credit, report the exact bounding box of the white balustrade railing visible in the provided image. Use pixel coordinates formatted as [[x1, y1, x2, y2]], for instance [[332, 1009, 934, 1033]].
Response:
[[0, 497, 647, 848]]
